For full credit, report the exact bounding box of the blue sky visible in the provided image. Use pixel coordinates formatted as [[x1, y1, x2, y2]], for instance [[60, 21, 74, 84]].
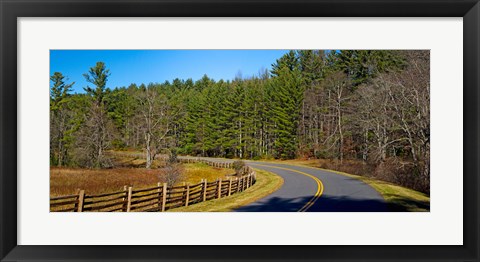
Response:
[[50, 50, 290, 94]]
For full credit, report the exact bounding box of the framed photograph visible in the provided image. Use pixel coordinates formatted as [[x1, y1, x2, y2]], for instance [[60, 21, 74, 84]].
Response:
[[1, 0, 478, 261]]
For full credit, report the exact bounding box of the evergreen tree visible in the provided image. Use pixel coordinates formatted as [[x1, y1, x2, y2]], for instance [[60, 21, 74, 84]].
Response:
[[50, 72, 74, 166], [270, 51, 304, 159], [75, 62, 114, 168], [329, 50, 405, 86], [83, 61, 111, 104]]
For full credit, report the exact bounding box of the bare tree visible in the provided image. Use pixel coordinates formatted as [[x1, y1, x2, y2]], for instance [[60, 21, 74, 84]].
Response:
[[135, 87, 173, 169], [322, 72, 352, 162], [357, 79, 404, 163], [381, 51, 430, 189]]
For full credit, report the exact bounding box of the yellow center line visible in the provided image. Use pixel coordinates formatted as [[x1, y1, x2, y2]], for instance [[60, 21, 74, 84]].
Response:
[[251, 163, 324, 212]]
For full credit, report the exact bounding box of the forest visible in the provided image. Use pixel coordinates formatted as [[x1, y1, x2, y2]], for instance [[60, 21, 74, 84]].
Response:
[[50, 50, 430, 193]]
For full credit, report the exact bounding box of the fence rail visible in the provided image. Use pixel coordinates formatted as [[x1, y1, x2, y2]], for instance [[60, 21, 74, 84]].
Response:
[[50, 159, 256, 212]]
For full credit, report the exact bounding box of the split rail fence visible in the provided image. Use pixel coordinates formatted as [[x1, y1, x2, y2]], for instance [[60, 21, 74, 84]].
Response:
[[50, 159, 256, 212]]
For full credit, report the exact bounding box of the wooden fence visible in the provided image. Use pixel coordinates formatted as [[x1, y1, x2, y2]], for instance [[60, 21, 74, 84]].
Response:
[[50, 159, 256, 212]]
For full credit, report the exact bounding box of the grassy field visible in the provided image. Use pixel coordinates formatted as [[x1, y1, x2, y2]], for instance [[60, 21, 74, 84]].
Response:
[[262, 159, 430, 212], [169, 169, 283, 212], [50, 162, 234, 197]]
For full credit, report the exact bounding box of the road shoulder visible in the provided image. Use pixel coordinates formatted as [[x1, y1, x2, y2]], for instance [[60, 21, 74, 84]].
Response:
[[168, 169, 284, 212]]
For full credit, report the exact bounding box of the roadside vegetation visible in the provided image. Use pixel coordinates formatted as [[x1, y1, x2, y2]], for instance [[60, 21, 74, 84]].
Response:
[[50, 161, 233, 197], [170, 169, 283, 212]]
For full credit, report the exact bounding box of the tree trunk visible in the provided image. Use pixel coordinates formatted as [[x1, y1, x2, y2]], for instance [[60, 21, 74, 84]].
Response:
[[145, 132, 152, 169]]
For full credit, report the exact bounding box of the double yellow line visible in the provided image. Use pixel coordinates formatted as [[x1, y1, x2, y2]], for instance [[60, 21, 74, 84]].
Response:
[[252, 164, 324, 212]]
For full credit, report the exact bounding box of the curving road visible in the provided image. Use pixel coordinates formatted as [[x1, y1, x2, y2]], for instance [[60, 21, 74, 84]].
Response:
[[179, 157, 386, 212], [236, 162, 386, 212]]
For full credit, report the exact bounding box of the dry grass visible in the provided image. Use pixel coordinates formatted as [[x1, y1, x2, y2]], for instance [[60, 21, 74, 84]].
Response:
[[181, 163, 233, 184], [50, 162, 234, 197], [169, 169, 283, 212], [361, 178, 430, 212], [110, 154, 164, 168]]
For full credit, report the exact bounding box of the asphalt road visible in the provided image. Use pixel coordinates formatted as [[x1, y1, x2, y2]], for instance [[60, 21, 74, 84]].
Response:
[[238, 162, 387, 212], [178, 157, 386, 212]]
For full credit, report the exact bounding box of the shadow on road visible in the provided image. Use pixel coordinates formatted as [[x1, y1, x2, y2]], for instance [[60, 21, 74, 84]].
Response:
[[235, 194, 429, 212]]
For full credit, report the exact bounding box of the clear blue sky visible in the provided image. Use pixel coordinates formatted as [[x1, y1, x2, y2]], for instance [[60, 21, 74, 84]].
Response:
[[50, 50, 290, 94]]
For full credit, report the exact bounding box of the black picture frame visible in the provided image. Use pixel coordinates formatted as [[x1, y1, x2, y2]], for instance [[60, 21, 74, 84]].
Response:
[[1, 0, 478, 261]]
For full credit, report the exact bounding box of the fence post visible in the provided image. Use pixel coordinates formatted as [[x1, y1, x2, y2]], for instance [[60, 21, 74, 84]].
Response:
[[239, 176, 243, 191], [122, 185, 128, 212], [126, 187, 133, 212], [73, 189, 79, 211], [202, 179, 207, 202], [157, 182, 161, 208], [76, 190, 85, 212], [161, 183, 168, 212], [236, 177, 240, 193], [217, 179, 222, 199], [238, 176, 242, 192], [228, 178, 232, 196], [185, 183, 190, 207]]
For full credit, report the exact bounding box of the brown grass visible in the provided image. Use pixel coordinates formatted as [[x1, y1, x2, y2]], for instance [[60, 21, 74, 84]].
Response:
[[50, 162, 234, 197]]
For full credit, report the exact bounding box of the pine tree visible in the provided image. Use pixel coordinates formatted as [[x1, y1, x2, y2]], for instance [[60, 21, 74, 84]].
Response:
[[270, 51, 304, 159], [50, 72, 74, 166], [75, 62, 114, 168], [329, 50, 405, 86]]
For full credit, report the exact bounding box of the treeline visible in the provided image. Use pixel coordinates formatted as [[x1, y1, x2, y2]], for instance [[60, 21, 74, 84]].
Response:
[[50, 50, 430, 193]]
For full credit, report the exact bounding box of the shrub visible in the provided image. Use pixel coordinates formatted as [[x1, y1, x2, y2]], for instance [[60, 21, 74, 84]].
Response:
[[164, 162, 184, 186], [319, 159, 373, 178], [374, 158, 429, 194], [168, 149, 178, 164], [233, 160, 247, 176]]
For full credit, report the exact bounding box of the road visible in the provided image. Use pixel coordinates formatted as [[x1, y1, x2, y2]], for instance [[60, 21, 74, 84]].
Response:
[[237, 162, 386, 212], [179, 157, 386, 212]]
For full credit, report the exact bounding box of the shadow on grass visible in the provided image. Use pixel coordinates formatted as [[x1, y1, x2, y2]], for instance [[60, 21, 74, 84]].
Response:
[[235, 194, 429, 212], [384, 194, 430, 212]]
